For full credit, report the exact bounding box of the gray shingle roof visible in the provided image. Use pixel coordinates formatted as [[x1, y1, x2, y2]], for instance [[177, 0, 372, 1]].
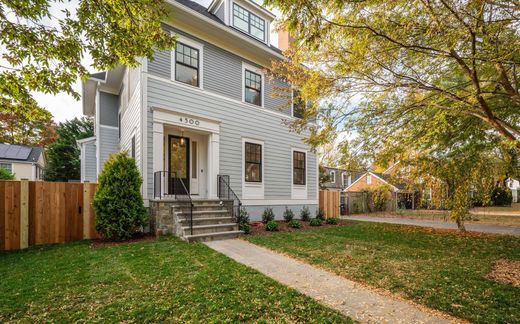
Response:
[[0, 143, 43, 162], [175, 0, 283, 54]]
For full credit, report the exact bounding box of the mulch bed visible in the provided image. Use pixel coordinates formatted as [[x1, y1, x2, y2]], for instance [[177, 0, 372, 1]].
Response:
[[486, 259, 520, 287], [249, 219, 356, 236], [89, 233, 156, 249]]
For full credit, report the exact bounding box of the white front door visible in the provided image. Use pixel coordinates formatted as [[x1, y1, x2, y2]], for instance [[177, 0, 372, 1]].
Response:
[[190, 139, 199, 195]]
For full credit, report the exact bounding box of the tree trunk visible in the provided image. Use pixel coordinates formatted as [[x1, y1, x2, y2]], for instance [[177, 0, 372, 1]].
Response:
[[455, 216, 466, 232]]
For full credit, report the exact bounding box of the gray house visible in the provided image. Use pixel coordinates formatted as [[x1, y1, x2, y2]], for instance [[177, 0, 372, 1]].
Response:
[[321, 166, 363, 192], [79, 0, 318, 240]]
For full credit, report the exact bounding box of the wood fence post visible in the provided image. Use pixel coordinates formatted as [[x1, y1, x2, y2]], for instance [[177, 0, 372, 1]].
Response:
[[83, 182, 91, 239], [20, 179, 29, 249]]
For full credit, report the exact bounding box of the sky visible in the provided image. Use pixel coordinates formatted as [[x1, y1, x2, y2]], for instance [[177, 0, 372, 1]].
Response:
[[34, 0, 274, 123]]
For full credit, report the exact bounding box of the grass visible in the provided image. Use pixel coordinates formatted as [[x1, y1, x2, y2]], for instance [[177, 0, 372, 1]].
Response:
[[0, 236, 350, 323], [382, 208, 520, 227], [244, 223, 520, 324], [471, 202, 520, 213]]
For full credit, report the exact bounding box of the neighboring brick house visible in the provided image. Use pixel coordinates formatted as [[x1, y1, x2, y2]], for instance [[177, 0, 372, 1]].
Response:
[[321, 166, 363, 192]]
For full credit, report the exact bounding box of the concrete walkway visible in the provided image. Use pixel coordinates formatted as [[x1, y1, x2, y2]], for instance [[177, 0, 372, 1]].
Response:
[[205, 239, 453, 324], [346, 216, 520, 236]]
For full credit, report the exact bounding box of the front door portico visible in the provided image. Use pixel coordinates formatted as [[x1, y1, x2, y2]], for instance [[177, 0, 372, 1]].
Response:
[[153, 107, 220, 199]]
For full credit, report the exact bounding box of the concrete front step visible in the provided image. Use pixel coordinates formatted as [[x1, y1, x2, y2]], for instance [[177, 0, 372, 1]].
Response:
[[181, 223, 238, 236], [175, 209, 231, 218], [184, 230, 244, 242], [179, 216, 235, 226], [171, 204, 230, 212]]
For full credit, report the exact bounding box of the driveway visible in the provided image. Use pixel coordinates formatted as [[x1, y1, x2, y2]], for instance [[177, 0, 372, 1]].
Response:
[[346, 216, 520, 236]]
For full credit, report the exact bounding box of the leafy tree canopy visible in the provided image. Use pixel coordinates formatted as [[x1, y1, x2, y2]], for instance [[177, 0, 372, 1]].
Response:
[[269, 0, 520, 228], [0, 97, 55, 145], [0, 0, 176, 109], [269, 0, 520, 155], [44, 117, 94, 181]]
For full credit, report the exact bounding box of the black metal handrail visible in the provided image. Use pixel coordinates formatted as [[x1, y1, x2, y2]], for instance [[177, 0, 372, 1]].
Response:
[[217, 175, 242, 223], [154, 171, 194, 235]]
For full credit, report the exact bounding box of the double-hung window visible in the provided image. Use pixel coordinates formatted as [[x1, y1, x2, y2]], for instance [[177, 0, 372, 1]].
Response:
[[233, 3, 265, 41], [175, 42, 199, 87], [293, 151, 306, 185], [292, 90, 305, 118], [0, 163, 12, 173], [245, 69, 262, 106], [245, 142, 262, 182]]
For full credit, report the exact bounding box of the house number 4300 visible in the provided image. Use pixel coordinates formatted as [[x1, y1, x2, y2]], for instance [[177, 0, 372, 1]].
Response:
[[179, 117, 200, 126]]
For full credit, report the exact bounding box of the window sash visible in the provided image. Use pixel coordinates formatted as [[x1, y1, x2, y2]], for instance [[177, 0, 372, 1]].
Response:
[[175, 43, 199, 87], [0, 163, 12, 173], [232, 3, 265, 41], [245, 142, 262, 182], [293, 151, 306, 185], [293, 90, 305, 118], [245, 69, 262, 106]]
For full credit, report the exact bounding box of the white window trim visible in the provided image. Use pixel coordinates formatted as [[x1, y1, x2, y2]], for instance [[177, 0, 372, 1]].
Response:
[[171, 34, 204, 89], [330, 170, 336, 183], [242, 137, 264, 199], [342, 172, 347, 187], [291, 148, 307, 199], [231, 0, 268, 44], [348, 175, 352, 186], [241, 62, 265, 108], [367, 174, 372, 184]]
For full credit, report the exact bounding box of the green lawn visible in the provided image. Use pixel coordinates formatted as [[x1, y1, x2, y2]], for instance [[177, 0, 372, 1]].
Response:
[[0, 237, 350, 323], [379, 209, 520, 227], [244, 223, 520, 324]]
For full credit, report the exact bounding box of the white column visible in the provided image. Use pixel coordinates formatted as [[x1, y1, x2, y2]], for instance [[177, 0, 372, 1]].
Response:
[[153, 122, 164, 197], [207, 133, 220, 199]]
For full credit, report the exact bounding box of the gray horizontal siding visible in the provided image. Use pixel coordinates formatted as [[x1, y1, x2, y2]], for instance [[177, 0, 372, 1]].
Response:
[[99, 92, 119, 127], [245, 204, 318, 222], [99, 126, 119, 170], [147, 24, 291, 116], [307, 153, 317, 200], [148, 50, 170, 79], [83, 141, 97, 182], [147, 77, 316, 201]]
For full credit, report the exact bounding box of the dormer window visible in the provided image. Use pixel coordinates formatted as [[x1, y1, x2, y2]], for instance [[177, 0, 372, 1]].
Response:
[[233, 3, 265, 41]]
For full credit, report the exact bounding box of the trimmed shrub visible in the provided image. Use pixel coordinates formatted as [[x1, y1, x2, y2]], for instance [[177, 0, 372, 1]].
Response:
[[265, 220, 279, 231], [326, 217, 339, 225], [93, 152, 148, 240], [300, 206, 311, 221], [491, 187, 513, 206], [315, 207, 325, 220], [237, 208, 250, 225], [262, 207, 275, 223], [283, 206, 294, 222], [309, 218, 322, 226], [288, 219, 301, 228], [237, 208, 251, 234], [0, 168, 15, 180], [239, 222, 251, 234]]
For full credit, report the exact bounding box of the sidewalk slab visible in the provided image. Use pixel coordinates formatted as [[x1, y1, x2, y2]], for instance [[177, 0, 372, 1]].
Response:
[[206, 239, 454, 324]]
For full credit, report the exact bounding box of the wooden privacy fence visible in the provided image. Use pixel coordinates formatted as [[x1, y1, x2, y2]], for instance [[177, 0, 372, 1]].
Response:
[[319, 190, 340, 218], [0, 180, 99, 251]]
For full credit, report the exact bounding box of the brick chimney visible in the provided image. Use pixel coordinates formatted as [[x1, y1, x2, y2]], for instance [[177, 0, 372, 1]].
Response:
[[278, 26, 295, 52]]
